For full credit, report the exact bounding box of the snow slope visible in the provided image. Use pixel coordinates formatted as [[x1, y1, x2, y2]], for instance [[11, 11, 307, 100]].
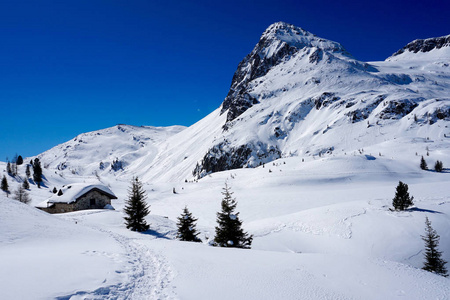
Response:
[[1, 154, 450, 299]]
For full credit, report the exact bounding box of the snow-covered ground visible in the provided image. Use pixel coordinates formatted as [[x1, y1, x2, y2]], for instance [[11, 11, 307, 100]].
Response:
[[1, 153, 449, 299]]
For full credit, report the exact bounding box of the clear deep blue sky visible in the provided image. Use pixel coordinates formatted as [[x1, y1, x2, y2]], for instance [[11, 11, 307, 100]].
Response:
[[1, 0, 449, 161]]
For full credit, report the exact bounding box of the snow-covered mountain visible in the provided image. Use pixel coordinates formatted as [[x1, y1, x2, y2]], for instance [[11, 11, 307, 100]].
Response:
[[2, 22, 450, 299], [35, 21, 449, 183]]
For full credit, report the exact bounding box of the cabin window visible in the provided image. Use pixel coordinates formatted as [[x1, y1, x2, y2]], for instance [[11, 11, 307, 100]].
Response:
[[90, 199, 95, 206]]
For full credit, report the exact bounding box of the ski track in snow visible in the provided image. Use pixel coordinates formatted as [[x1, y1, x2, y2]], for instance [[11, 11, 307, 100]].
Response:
[[56, 213, 176, 300]]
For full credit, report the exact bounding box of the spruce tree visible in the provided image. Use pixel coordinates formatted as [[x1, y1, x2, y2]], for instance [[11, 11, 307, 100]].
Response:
[[33, 158, 43, 187], [214, 183, 252, 249], [177, 206, 201, 242], [6, 162, 12, 175], [16, 155, 23, 165], [25, 164, 31, 178], [13, 186, 31, 204], [1, 175, 9, 195], [124, 177, 150, 232], [22, 179, 30, 190], [422, 217, 448, 277], [392, 181, 414, 211], [420, 156, 428, 170], [434, 160, 443, 172]]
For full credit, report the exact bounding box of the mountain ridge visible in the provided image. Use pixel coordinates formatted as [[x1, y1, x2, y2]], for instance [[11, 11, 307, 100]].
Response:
[[29, 22, 450, 182]]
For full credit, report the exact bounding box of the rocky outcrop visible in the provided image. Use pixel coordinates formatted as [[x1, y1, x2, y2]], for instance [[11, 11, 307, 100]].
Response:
[[193, 141, 281, 179], [220, 22, 349, 126], [391, 35, 450, 56]]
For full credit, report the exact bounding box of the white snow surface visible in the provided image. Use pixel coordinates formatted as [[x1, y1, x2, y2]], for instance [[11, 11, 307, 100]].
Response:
[[1, 23, 450, 299]]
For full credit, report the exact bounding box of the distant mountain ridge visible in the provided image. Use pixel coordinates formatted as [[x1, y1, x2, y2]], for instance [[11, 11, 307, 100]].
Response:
[[391, 34, 450, 56], [35, 22, 450, 183]]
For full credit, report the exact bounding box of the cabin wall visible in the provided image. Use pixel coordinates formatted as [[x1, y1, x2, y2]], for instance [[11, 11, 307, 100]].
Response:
[[75, 190, 111, 210]]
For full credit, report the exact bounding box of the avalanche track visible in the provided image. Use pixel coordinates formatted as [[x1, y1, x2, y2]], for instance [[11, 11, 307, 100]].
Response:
[[57, 211, 176, 300]]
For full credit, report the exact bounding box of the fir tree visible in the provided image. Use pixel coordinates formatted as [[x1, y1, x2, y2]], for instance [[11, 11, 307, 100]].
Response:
[[6, 162, 12, 175], [434, 160, 443, 172], [422, 217, 448, 277], [13, 186, 31, 204], [214, 183, 252, 249], [420, 156, 428, 170], [25, 164, 31, 178], [124, 177, 150, 232], [52, 187, 57, 193], [177, 206, 201, 242], [16, 155, 23, 165], [22, 179, 30, 190], [57, 189, 63, 196], [11, 162, 17, 176], [392, 181, 414, 211], [1, 175, 9, 195], [33, 158, 43, 188]]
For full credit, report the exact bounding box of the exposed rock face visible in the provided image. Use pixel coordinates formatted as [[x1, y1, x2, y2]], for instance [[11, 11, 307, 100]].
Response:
[[220, 22, 349, 125], [193, 141, 281, 179], [392, 35, 450, 56]]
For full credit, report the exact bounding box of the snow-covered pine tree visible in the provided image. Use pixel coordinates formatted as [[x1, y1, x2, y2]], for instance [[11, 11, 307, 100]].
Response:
[[177, 206, 201, 242], [13, 186, 31, 204], [22, 179, 30, 190], [422, 217, 448, 277], [25, 164, 31, 178], [33, 158, 43, 188], [392, 181, 414, 211], [6, 162, 12, 175], [124, 177, 150, 232], [1, 175, 9, 195], [434, 160, 443, 172], [420, 156, 428, 170], [214, 182, 252, 249]]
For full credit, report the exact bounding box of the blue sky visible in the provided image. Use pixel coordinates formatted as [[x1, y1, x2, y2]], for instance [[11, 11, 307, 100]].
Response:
[[1, 0, 449, 161]]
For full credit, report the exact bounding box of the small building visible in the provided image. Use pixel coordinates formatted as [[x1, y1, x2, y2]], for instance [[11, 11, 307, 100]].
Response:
[[37, 184, 117, 214]]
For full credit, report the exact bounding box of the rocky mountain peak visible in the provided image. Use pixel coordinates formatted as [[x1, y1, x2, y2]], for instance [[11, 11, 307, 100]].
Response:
[[260, 21, 346, 53], [390, 34, 450, 57], [220, 22, 350, 125]]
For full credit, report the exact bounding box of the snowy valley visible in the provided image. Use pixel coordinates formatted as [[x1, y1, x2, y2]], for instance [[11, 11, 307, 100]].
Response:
[[1, 22, 450, 299]]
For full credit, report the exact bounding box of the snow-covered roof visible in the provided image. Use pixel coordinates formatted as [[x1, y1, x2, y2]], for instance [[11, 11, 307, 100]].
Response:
[[36, 184, 117, 208]]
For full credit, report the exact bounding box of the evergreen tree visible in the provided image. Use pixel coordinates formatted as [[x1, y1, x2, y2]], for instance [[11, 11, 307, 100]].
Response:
[[420, 156, 428, 170], [422, 217, 448, 277], [177, 206, 201, 242], [13, 186, 31, 204], [52, 187, 57, 193], [11, 162, 17, 176], [33, 158, 43, 188], [22, 179, 30, 190], [1, 175, 9, 195], [392, 181, 414, 211], [25, 164, 31, 178], [57, 189, 63, 196], [6, 162, 12, 175], [124, 177, 150, 232], [16, 155, 23, 165], [434, 160, 443, 172], [214, 183, 252, 249]]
